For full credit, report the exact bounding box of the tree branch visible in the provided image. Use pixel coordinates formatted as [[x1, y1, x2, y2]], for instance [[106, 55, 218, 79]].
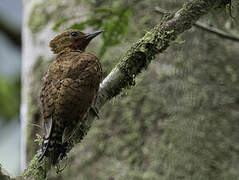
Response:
[[23, 0, 230, 179], [0, 164, 14, 180], [155, 6, 239, 43], [194, 22, 239, 42]]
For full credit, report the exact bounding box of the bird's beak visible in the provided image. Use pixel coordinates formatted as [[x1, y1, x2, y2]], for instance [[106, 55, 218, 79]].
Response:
[[84, 30, 104, 40]]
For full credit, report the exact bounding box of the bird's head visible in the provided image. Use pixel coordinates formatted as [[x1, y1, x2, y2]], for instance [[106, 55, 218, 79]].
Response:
[[49, 29, 103, 54]]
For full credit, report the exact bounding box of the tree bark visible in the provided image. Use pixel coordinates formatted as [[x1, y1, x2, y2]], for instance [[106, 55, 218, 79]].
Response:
[[21, 0, 54, 171]]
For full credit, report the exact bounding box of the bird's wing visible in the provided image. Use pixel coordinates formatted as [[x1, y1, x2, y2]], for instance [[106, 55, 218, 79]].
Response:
[[40, 78, 58, 139], [56, 78, 93, 117], [38, 77, 58, 162], [55, 78, 93, 143]]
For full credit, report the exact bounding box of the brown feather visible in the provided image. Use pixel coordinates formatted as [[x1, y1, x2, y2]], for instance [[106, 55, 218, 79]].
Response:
[[38, 30, 103, 165]]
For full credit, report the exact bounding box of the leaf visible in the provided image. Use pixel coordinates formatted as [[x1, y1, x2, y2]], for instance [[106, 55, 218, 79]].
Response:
[[0, 77, 20, 120], [94, 7, 112, 14], [68, 23, 86, 30], [64, 7, 132, 58], [68, 19, 102, 30], [53, 18, 69, 32], [101, 8, 131, 47]]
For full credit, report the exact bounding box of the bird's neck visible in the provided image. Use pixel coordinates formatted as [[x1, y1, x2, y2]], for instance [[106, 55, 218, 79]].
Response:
[[58, 47, 84, 55]]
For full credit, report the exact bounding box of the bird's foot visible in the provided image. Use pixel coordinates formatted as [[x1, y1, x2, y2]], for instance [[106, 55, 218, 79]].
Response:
[[56, 157, 68, 174], [55, 143, 68, 173], [59, 142, 68, 160], [90, 106, 100, 119]]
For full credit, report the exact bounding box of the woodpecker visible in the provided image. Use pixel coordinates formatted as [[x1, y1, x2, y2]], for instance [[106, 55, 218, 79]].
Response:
[[38, 29, 103, 165]]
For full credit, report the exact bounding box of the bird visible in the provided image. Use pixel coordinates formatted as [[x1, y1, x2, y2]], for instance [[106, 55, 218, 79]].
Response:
[[38, 29, 103, 165]]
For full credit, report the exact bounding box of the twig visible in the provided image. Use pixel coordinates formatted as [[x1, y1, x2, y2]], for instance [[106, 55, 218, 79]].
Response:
[[155, 6, 239, 43], [154, 7, 171, 15], [194, 22, 239, 42]]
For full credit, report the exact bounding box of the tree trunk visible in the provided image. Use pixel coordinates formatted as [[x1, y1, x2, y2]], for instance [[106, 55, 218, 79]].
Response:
[[21, 0, 64, 169]]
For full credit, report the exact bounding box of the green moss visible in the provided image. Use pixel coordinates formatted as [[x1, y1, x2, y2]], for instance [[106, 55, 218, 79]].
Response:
[[23, 153, 49, 180], [28, 3, 49, 33], [28, 0, 65, 33], [114, 28, 166, 95]]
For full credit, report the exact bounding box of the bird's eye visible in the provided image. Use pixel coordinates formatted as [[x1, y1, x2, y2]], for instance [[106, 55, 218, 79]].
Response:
[[71, 32, 79, 37]]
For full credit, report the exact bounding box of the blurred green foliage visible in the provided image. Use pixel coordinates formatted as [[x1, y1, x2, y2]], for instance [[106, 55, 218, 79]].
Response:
[[53, 7, 131, 58], [28, 0, 67, 33], [0, 76, 20, 121]]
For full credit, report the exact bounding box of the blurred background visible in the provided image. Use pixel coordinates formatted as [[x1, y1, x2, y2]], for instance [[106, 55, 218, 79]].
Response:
[[0, 0, 21, 175]]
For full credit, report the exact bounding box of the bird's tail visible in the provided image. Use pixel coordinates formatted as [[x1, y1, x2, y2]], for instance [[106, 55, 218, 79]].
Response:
[[38, 137, 50, 162], [38, 120, 66, 165]]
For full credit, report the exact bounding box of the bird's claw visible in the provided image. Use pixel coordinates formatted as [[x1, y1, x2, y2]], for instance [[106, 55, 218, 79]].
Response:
[[90, 106, 100, 119]]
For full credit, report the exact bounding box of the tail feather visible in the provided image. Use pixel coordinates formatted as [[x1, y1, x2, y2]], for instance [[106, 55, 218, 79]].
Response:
[[38, 138, 50, 162], [38, 119, 67, 165], [38, 135, 64, 164]]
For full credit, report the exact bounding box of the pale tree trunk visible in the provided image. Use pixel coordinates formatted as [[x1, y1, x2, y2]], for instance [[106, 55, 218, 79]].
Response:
[[21, 0, 41, 171], [21, 0, 57, 171]]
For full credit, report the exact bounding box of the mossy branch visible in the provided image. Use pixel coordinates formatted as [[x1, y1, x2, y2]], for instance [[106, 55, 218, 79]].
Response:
[[155, 6, 239, 43], [21, 0, 230, 179], [0, 164, 15, 180]]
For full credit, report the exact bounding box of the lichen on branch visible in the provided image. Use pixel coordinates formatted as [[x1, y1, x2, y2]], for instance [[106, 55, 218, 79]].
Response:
[[0, 164, 14, 180]]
